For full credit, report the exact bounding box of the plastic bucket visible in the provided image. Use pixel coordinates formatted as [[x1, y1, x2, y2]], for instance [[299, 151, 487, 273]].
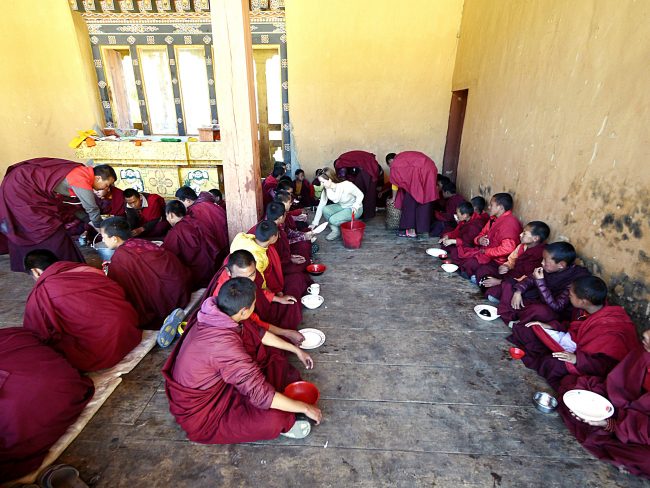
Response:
[[340, 213, 366, 249]]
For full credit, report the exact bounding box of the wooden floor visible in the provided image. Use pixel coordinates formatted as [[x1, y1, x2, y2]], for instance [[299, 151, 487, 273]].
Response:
[[1, 218, 648, 487]]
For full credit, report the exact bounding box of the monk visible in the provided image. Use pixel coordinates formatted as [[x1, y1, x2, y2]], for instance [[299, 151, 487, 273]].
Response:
[[262, 163, 286, 207], [557, 326, 650, 478], [498, 242, 591, 325], [209, 188, 226, 210], [175, 186, 229, 240], [507, 276, 637, 390], [162, 278, 322, 443], [95, 185, 126, 217], [430, 181, 466, 237], [0, 158, 116, 271], [334, 150, 381, 219], [274, 190, 313, 261], [390, 151, 439, 238], [22, 250, 141, 372], [440, 201, 489, 259], [0, 328, 94, 482], [478, 221, 549, 303], [163, 200, 228, 288], [101, 217, 192, 329], [453, 193, 522, 280], [123, 188, 170, 239], [471, 196, 488, 218], [292, 169, 315, 208]]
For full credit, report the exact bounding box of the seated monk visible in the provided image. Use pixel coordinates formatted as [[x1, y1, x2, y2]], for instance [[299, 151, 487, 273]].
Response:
[[208, 188, 226, 210], [274, 190, 313, 261], [22, 250, 141, 371], [0, 328, 94, 482], [292, 169, 316, 208], [439, 201, 489, 258], [478, 221, 549, 303], [95, 185, 126, 217], [507, 276, 637, 390], [262, 163, 286, 208], [163, 200, 228, 288], [471, 195, 489, 221], [498, 242, 591, 325], [556, 325, 650, 478], [124, 188, 170, 239], [453, 193, 522, 280], [175, 186, 229, 238], [162, 278, 322, 443], [101, 217, 191, 329], [0, 158, 116, 271], [430, 181, 466, 237]]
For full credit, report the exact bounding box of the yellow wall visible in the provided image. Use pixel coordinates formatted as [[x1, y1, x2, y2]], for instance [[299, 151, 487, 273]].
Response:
[[453, 0, 650, 324], [285, 0, 464, 175], [0, 0, 102, 177]]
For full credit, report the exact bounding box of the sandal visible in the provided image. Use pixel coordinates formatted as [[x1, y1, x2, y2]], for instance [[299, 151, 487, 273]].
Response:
[[157, 308, 184, 348], [280, 419, 312, 439]]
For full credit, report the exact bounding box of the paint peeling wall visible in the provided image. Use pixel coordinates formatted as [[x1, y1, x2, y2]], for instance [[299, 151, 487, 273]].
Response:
[[452, 0, 650, 327]]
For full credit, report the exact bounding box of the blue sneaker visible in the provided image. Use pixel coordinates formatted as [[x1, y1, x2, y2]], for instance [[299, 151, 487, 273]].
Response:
[[470, 275, 478, 285], [487, 295, 500, 304], [158, 308, 184, 348]]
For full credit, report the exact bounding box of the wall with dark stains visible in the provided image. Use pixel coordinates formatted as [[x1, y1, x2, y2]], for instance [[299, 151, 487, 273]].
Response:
[[452, 0, 650, 327]]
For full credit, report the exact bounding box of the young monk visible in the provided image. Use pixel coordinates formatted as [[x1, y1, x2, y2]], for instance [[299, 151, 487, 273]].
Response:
[[175, 186, 228, 240], [498, 242, 591, 325], [439, 201, 489, 258], [430, 181, 466, 237], [274, 191, 313, 261], [162, 278, 322, 443], [123, 188, 170, 238], [507, 276, 637, 390], [334, 150, 381, 219], [292, 169, 315, 208], [453, 193, 522, 279], [557, 325, 650, 478], [471, 196, 487, 217], [208, 188, 226, 210], [0, 158, 116, 271], [262, 162, 286, 207], [101, 217, 192, 329], [0, 328, 94, 482], [22, 250, 141, 372], [478, 221, 549, 303], [163, 200, 228, 288]]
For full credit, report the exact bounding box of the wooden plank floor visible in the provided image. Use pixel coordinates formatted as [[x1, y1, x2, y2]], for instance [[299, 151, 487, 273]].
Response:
[[1, 218, 648, 487]]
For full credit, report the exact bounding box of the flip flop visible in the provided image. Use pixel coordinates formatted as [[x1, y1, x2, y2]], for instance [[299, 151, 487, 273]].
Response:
[[280, 419, 311, 439], [157, 308, 184, 348], [37, 464, 89, 488]]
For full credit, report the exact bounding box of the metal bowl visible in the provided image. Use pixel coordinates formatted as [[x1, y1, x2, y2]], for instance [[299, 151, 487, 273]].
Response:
[[533, 391, 558, 414], [93, 243, 115, 262]]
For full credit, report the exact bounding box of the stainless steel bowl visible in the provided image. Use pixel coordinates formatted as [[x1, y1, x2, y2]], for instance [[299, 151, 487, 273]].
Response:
[[533, 391, 558, 414], [93, 243, 115, 262]]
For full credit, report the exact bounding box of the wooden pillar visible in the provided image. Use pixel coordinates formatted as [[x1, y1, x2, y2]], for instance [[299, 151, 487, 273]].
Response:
[[253, 50, 272, 174], [210, 0, 262, 239]]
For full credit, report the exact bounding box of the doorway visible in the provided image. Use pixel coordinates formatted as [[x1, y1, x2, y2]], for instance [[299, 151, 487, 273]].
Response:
[[442, 89, 468, 181]]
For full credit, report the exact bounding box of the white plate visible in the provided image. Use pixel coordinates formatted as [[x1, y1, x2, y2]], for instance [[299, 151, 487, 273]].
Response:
[[563, 389, 615, 422], [299, 328, 326, 349], [312, 222, 329, 235], [426, 248, 447, 257], [152, 240, 163, 246], [301, 294, 324, 309], [441, 263, 458, 273], [474, 304, 500, 321]]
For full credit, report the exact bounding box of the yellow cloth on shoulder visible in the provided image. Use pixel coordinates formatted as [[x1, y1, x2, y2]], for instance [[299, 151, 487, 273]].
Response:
[[230, 233, 269, 288]]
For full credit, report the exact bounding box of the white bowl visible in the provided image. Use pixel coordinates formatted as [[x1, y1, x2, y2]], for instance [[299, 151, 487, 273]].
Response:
[[426, 248, 448, 258], [441, 263, 458, 273], [474, 304, 500, 321], [301, 295, 324, 309]]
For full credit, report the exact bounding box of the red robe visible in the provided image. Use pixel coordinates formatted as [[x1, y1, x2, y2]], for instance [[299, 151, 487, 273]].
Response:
[[293, 179, 315, 208], [262, 174, 279, 208], [127, 192, 170, 238], [334, 151, 380, 219], [480, 243, 545, 300], [389, 151, 439, 208], [431, 193, 466, 235], [23, 261, 142, 372], [558, 346, 650, 478], [162, 298, 299, 444], [0, 158, 85, 271], [163, 214, 227, 288], [108, 238, 192, 329], [187, 197, 229, 251], [97, 186, 126, 217], [0, 328, 94, 482]]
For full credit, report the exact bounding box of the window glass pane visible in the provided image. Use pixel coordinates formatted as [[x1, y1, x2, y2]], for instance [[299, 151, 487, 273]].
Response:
[[121, 54, 142, 125], [176, 46, 212, 135], [266, 53, 282, 125], [139, 47, 177, 135]]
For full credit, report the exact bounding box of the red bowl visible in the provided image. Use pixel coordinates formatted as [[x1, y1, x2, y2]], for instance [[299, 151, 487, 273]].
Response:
[[284, 381, 320, 404], [306, 264, 327, 276], [509, 347, 526, 360]]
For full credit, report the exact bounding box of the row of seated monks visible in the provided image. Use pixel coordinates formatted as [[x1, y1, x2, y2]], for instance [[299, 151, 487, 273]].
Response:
[[0, 158, 322, 481]]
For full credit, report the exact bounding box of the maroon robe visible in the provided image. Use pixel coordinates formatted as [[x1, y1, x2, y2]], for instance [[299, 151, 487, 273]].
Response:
[[431, 193, 466, 236], [557, 346, 650, 478], [334, 151, 380, 220], [23, 261, 142, 372], [108, 238, 192, 329], [163, 214, 227, 289], [443, 212, 489, 260], [293, 178, 316, 208], [479, 244, 546, 301], [187, 195, 229, 251], [127, 192, 170, 238], [507, 306, 638, 390], [97, 186, 126, 217], [162, 298, 298, 444], [0, 158, 85, 271], [262, 175, 279, 208], [0, 328, 94, 481]]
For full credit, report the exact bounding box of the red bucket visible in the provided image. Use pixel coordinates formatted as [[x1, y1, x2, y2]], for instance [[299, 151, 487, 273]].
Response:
[[340, 212, 366, 249]]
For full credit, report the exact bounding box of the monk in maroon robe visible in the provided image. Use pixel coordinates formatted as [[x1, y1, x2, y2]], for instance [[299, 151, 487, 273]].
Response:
[[334, 151, 380, 220], [274, 190, 313, 261], [162, 278, 321, 444], [163, 200, 228, 288], [0, 158, 116, 271], [507, 277, 637, 390], [390, 151, 439, 237], [453, 193, 522, 278], [440, 201, 489, 259], [261, 163, 286, 208], [101, 217, 192, 329], [175, 186, 229, 243], [124, 189, 170, 239], [22, 250, 142, 372], [292, 169, 316, 208], [430, 181, 466, 237], [556, 329, 650, 479], [0, 328, 94, 482], [96, 185, 126, 217]]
